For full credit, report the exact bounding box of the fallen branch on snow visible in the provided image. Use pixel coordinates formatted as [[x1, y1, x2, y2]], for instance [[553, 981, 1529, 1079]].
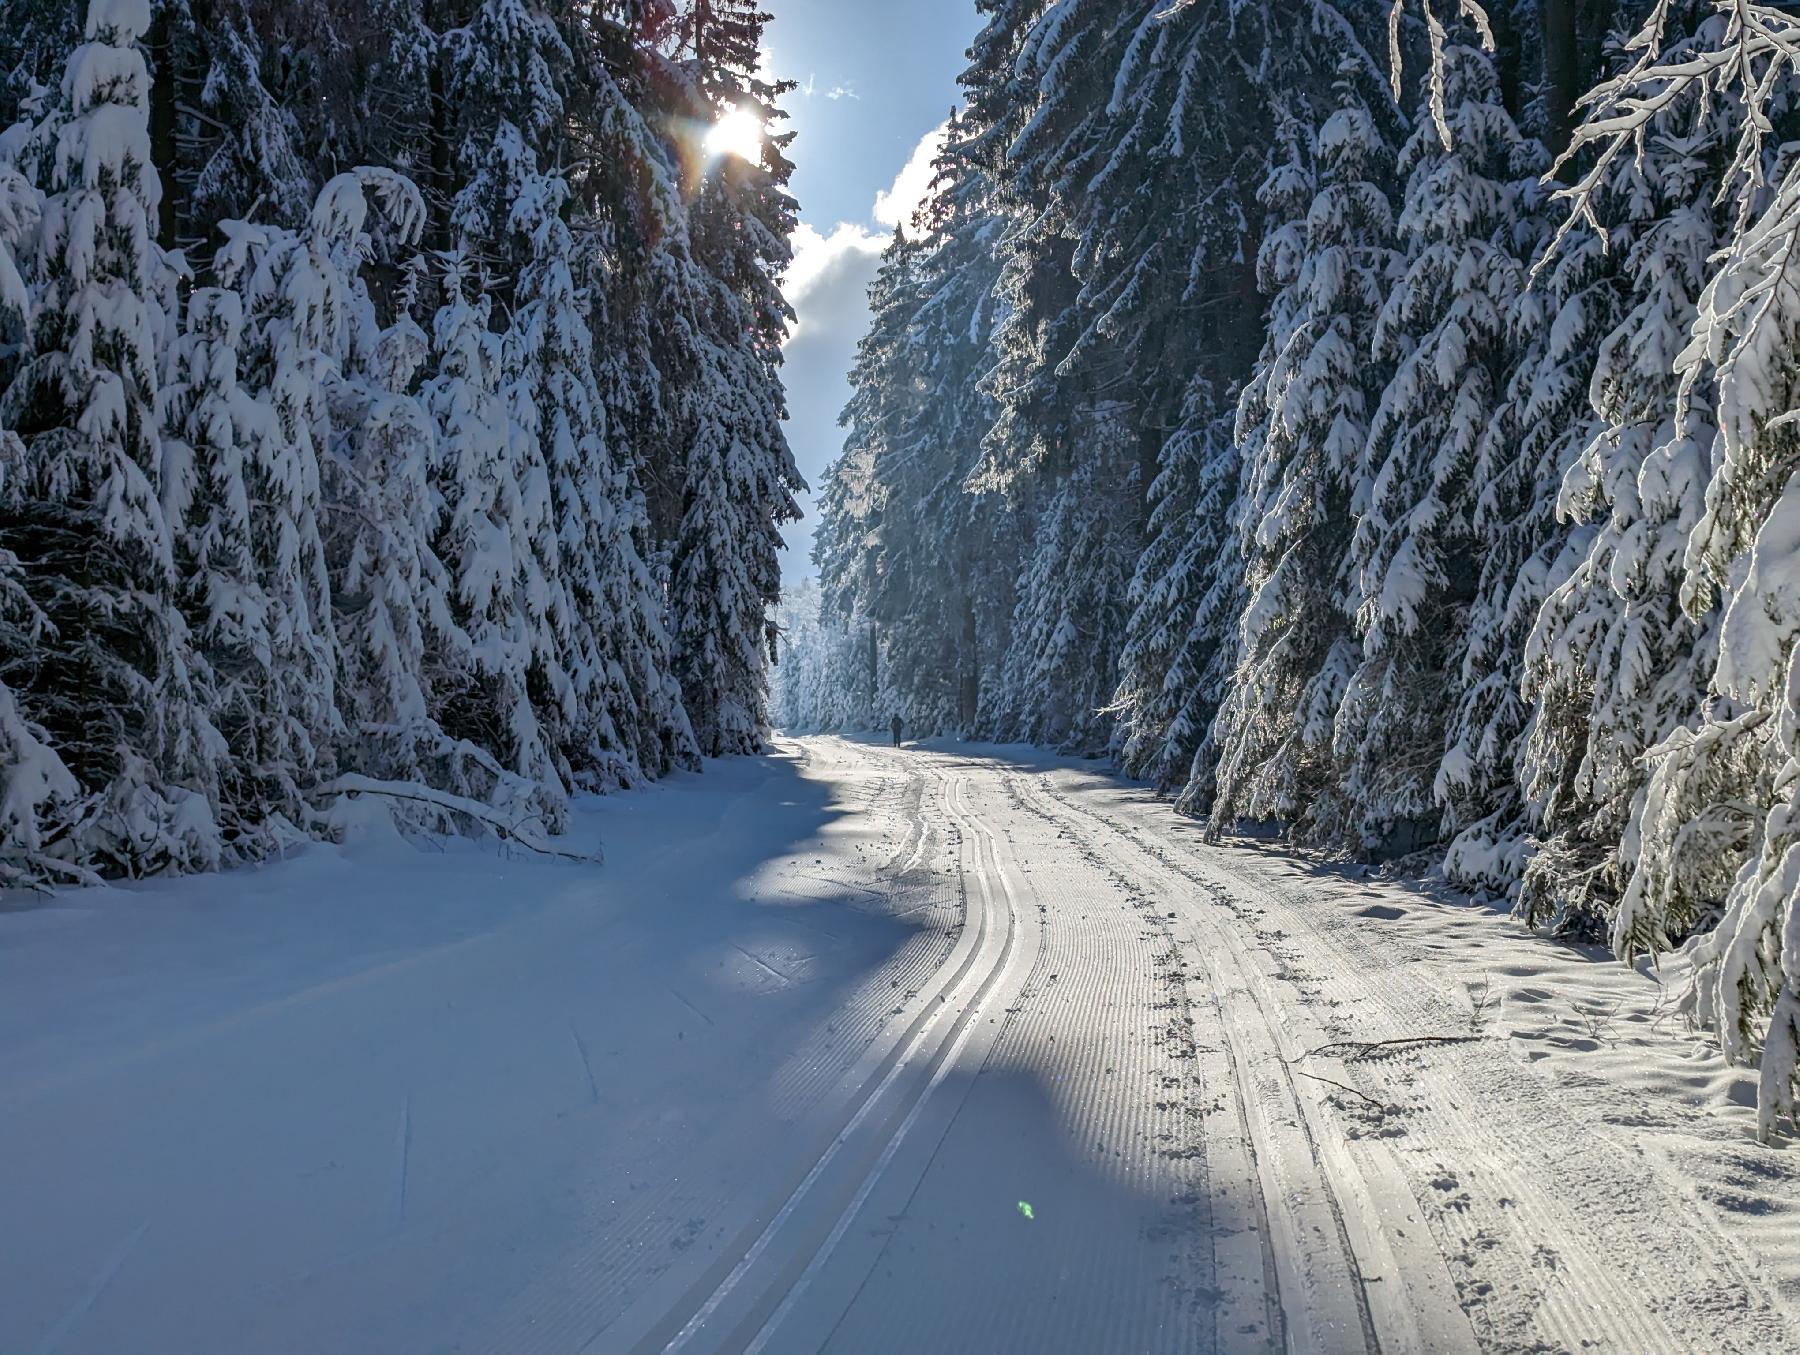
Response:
[[320, 775, 601, 864], [1289, 1068, 1390, 1113], [1297, 1034, 1483, 1063]]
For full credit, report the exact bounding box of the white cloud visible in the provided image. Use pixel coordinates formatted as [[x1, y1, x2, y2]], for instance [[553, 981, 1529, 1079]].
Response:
[[785, 221, 887, 319], [873, 120, 949, 229], [773, 120, 961, 577], [777, 223, 890, 573], [825, 84, 860, 101]]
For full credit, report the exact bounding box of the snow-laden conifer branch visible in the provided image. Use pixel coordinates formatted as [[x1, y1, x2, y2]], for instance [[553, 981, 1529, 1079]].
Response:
[[1388, 0, 1494, 147]]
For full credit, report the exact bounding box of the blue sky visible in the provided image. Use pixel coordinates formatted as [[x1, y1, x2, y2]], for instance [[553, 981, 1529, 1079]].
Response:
[[765, 0, 982, 580]]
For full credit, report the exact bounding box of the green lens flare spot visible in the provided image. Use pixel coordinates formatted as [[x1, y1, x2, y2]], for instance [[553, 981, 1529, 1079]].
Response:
[[1017, 1201, 1034, 1221]]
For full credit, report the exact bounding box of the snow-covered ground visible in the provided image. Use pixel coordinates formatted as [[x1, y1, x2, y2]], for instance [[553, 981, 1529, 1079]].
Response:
[[2, 737, 1797, 1354]]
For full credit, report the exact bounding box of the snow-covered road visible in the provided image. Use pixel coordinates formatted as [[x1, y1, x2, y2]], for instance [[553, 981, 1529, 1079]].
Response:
[[3, 737, 1798, 1353]]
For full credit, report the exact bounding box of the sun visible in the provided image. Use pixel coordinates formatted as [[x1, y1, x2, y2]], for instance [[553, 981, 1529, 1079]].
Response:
[[706, 107, 764, 164]]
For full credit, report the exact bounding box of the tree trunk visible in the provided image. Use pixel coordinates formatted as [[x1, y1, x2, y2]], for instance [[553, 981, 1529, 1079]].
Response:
[[960, 598, 979, 730], [866, 622, 879, 711], [147, 3, 178, 249], [1540, 0, 1581, 157], [427, 1, 456, 253]]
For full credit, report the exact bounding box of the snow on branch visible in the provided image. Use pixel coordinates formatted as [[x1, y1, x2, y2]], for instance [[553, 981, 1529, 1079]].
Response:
[[1389, 0, 1494, 147], [1539, 1, 1800, 281]]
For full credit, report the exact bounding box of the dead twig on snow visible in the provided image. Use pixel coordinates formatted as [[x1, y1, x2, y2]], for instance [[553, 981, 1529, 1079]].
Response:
[[1289, 1068, 1390, 1113], [1297, 1034, 1484, 1063]]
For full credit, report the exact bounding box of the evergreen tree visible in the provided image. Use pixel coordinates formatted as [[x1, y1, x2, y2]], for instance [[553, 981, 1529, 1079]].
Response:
[[327, 252, 471, 796], [165, 0, 314, 253], [206, 180, 374, 835], [1212, 75, 1401, 838], [1162, 409, 1244, 817], [158, 284, 277, 850], [508, 171, 695, 785], [0, 147, 84, 886], [662, 1, 803, 756], [0, 0, 801, 882], [1518, 9, 1734, 931], [426, 251, 568, 824], [0, 0, 79, 132], [1334, 38, 1537, 856], [1579, 1, 1800, 1139], [0, 0, 225, 879], [444, 0, 571, 282], [1438, 163, 1613, 896]]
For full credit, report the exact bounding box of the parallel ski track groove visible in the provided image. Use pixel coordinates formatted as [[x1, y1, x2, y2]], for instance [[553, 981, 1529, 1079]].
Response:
[[753, 770, 1035, 1353], [486, 750, 957, 1353], [983, 767, 1213, 1353], [599, 759, 1025, 1354]]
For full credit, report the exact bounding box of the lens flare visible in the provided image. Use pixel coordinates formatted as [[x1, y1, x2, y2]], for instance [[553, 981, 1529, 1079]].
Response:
[[706, 108, 764, 163]]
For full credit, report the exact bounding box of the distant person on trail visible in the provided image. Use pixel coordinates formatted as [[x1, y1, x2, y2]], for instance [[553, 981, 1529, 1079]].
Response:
[[891, 714, 904, 748]]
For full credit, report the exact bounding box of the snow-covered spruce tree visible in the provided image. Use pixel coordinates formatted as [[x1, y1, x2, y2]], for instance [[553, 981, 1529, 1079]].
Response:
[[1333, 37, 1539, 857], [443, 0, 571, 287], [662, 2, 803, 757], [606, 469, 702, 776], [1119, 3, 1398, 801], [1666, 171, 1800, 1136], [1073, 2, 1266, 787], [0, 0, 226, 880], [159, 0, 314, 254], [817, 224, 924, 711], [307, 177, 561, 842], [157, 284, 286, 851], [438, 6, 591, 776], [0, 0, 79, 132], [992, 445, 1139, 753], [670, 347, 796, 756], [972, 0, 1161, 754], [768, 576, 826, 733], [1131, 399, 1244, 807], [326, 249, 468, 797], [1438, 154, 1617, 896], [1211, 73, 1402, 840], [1543, 0, 1800, 1138], [507, 171, 695, 786], [0, 147, 85, 887], [1114, 396, 1215, 788], [546, 4, 707, 774], [425, 251, 569, 827], [0, 156, 36, 403], [1518, 5, 1738, 932], [810, 105, 1014, 741], [899, 152, 1013, 737], [810, 421, 888, 725], [768, 576, 879, 735], [204, 181, 386, 838]]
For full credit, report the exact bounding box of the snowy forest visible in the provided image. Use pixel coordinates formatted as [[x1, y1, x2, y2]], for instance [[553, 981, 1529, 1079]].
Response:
[[775, 0, 1800, 1141], [0, 2, 801, 875]]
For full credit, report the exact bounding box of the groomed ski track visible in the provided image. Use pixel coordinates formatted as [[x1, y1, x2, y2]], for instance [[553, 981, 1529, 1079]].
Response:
[[2, 737, 1796, 1354]]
